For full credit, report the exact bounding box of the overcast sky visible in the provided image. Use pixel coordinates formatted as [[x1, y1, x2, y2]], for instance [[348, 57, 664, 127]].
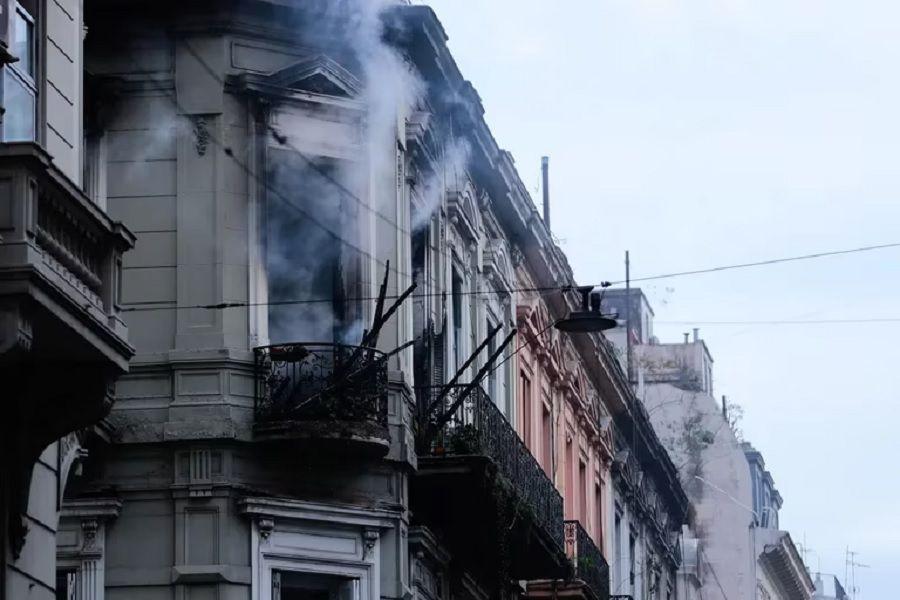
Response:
[[424, 1, 900, 596]]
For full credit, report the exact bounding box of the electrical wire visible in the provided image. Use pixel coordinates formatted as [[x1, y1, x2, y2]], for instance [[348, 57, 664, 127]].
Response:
[[120, 47, 417, 287], [120, 240, 900, 313], [656, 318, 900, 326], [610, 241, 900, 285], [119, 45, 900, 324]]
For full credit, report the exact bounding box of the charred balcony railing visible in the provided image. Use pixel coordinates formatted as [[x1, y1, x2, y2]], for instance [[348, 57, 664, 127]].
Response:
[[565, 520, 610, 600], [421, 384, 565, 550], [254, 343, 389, 430]]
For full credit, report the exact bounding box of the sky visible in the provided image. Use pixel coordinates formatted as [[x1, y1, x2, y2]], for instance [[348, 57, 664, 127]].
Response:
[[423, 1, 900, 596]]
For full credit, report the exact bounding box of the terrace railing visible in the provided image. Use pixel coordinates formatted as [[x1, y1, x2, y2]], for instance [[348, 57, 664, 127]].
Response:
[[420, 384, 565, 550], [254, 342, 388, 428], [565, 520, 610, 600]]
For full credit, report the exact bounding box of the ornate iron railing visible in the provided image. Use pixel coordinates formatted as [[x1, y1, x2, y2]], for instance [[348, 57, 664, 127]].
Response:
[[421, 385, 565, 550], [254, 343, 388, 427], [565, 520, 610, 600]]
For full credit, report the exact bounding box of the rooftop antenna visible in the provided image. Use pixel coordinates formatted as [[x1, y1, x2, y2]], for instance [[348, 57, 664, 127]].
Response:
[[625, 250, 633, 384], [846, 549, 869, 599], [541, 156, 550, 230]]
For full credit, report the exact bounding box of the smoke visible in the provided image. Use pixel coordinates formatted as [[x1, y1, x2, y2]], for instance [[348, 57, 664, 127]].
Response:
[[411, 138, 471, 232], [267, 151, 355, 344], [265, 1, 468, 346], [264, 0, 420, 346]]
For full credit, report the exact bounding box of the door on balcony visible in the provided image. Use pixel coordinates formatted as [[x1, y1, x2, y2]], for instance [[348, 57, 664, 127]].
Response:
[[266, 149, 361, 345], [272, 571, 358, 600]]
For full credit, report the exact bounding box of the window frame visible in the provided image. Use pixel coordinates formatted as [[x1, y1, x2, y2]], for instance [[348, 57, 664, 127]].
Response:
[[1, 1, 38, 142]]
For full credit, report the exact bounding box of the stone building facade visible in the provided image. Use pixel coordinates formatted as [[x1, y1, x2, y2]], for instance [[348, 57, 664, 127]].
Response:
[[0, 2, 696, 600], [604, 288, 814, 600], [0, 0, 136, 597]]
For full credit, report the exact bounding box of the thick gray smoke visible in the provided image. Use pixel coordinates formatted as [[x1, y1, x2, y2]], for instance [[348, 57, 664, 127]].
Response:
[[266, 0, 468, 346], [411, 138, 471, 232]]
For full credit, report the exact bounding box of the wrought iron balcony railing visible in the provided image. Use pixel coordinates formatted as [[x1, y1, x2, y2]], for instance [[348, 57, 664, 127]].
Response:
[[254, 343, 389, 429], [421, 384, 565, 550], [565, 520, 610, 600]]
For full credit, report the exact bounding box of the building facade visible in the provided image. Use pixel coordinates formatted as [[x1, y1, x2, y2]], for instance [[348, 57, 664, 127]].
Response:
[[604, 288, 814, 600], [0, 0, 136, 597], [0, 2, 697, 600]]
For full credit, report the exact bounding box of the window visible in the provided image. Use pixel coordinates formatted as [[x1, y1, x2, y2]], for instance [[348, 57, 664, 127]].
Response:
[[519, 371, 532, 446], [55, 568, 77, 600], [273, 571, 357, 600], [629, 530, 637, 591], [1, 1, 37, 142], [452, 272, 463, 370], [613, 510, 623, 590], [541, 402, 552, 475], [564, 435, 574, 517], [579, 459, 588, 524], [266, 150, 360, 344], [487, 318, 497, 399], [595, 482, 604, 544]]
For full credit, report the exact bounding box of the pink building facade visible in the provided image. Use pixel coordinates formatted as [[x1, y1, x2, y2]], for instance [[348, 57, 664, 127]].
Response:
[[514, 272, 614, 556]]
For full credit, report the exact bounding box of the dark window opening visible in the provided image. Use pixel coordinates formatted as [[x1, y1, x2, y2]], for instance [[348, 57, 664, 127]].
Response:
[[266, 149, 361, 345], [520, 371, 532, 446], [56, 568, 77, 600], [273, 571, 356, 600], [451, 271, 463, 370], [541, 402, 552, 475]]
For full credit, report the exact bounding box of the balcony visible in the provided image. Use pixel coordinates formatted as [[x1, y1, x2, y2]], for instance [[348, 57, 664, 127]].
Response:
[[566, 521, 610, 600], [253, 342, 390, 456], [0, 143, 134, 361], [528, 522, 610, 600], [0, 142, 135, 555], [412, 385, 567, 589], [0, 141, 134, 429]]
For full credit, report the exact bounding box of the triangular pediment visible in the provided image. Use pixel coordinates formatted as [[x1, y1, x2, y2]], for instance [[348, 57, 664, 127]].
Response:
[[268, 54, 361, 98]]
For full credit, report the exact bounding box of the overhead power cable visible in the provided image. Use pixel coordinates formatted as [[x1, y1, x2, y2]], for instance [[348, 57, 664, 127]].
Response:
[[657, 317, 900, 326], [119, 45, 900, 317], [610, 241, 900, 285], [120, 241, 900, 312], [120, 47, 417, 287]]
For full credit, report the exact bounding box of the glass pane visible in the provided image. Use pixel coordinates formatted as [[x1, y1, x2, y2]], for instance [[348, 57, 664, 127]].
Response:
[[275, 571, 356, 600], [12, 9, 33, 77], [3, 69, 35, 141]]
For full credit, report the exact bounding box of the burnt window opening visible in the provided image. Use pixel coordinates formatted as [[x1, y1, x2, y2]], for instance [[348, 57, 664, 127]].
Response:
[[266, 148, 361, 345]]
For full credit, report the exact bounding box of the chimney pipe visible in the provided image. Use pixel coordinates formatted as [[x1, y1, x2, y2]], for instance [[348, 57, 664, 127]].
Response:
[[683, 332, 689, 344], [541, 156, 550, 230], [693, 327, 699, 342]]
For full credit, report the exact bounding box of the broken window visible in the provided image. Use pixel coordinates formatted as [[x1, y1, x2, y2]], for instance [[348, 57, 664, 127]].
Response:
[[266, 148, 361, 345]]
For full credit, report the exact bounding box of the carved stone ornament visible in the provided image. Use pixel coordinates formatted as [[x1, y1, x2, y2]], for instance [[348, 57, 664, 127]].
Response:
[[258, 517, 275, 542], [192, 116, 211, 156], [363, 529, 380, 559], [81, 518, 99, 551]]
